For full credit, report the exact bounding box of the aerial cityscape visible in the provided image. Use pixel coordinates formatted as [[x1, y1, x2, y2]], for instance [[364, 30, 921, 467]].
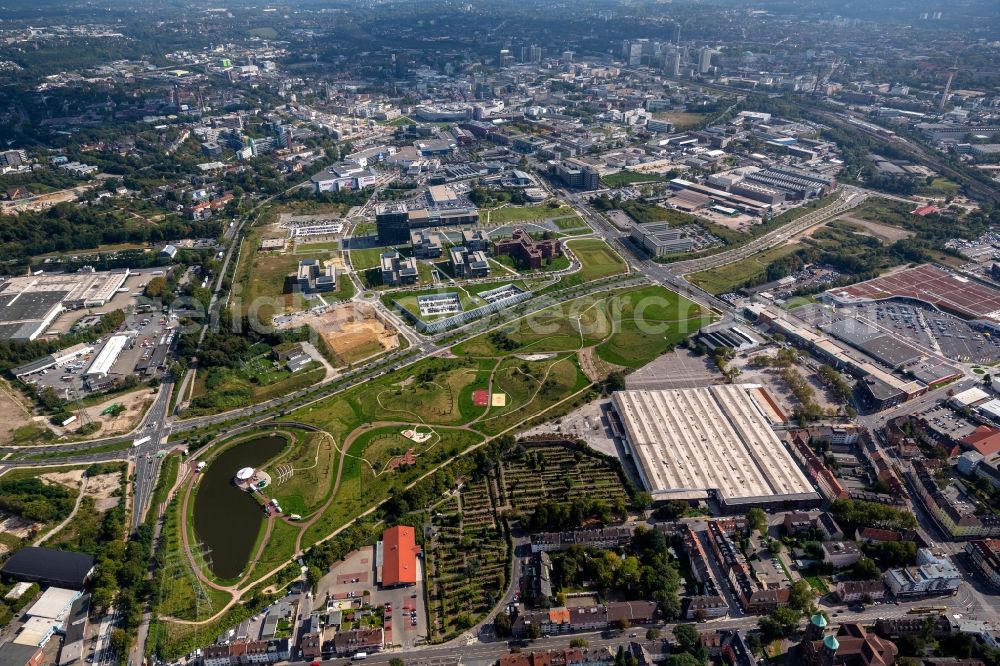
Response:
[[0, 1, 999, 666]]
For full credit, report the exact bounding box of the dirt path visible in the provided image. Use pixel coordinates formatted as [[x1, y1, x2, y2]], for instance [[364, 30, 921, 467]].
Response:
[[34, 476, 89, 546], [301, 341, 338, 382]]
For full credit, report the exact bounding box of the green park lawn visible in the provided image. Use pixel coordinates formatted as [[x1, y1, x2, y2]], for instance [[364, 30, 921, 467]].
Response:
[[687, 244, 801, 295], [567, 238, 628, 281], [453, 284, 705, 362], [487, 202, 573, 223]]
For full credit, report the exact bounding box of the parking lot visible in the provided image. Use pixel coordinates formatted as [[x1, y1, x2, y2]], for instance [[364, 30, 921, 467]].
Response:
[[853, 302, 1000, 364], [797, 300, 1000, 366], [314, 545, 428, 650], [23, 312, 174, 398]]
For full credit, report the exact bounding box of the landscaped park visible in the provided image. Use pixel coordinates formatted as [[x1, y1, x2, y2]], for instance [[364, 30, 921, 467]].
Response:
[[147, 275, 712, 654], [143, 186, 717, 657]]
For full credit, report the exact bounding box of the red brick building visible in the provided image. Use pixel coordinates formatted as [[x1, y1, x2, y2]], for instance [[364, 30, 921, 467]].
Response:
[[495, 228, 561, 269]]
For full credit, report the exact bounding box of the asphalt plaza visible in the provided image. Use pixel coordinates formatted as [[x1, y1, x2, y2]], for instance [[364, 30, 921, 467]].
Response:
[[314, 545, 429, 650]]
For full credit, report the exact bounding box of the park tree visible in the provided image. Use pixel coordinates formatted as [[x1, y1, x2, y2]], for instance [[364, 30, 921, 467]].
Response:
[[851, 556, 882, 581], [109, 629, 128, 659], [673, 624, 700, 654], [633, 491, 653, 511], [646, 628, 661, 641], [789, 579, 816, 613], [493, 612, 512, 637], [605, 371, 626, 393], [306, 566, 323, 589], [666, 655, 702, 666], [747, 507, 767, 534], [654, 500, 689, 520], [758, 606, 802, 642]]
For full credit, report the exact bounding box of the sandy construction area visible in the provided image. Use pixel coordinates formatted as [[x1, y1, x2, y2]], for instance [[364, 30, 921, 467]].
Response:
[[302, 303, 399, 365], [87, 472, 123, 511], [0, 382, 34, 444], [0, 515, 38, 540], [80, 389, 153, 438], [40, 469, 86, 491], [39, 468, 122, 511]]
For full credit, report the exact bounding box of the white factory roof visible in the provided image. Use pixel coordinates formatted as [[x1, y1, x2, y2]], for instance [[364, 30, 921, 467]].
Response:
[[86, 334, 129, 377], [13, 618, 54, 647], [26, 586, 79, 620], [950, 387, 991, 408], [612, 386, 815, 504], [978, 398, 1000, 422]]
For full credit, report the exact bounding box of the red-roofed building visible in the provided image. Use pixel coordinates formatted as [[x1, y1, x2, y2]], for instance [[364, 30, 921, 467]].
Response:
[[963, 426, 1000, 457], [912, 205, 941, 217], [380, 526, 421, 588]]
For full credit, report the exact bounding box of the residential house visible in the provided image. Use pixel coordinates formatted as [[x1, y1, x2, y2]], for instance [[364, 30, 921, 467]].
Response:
[[834, 580, 886, 603]]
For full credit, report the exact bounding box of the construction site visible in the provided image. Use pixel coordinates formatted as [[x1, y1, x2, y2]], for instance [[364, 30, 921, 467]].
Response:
[[298, 302, 400, 366]]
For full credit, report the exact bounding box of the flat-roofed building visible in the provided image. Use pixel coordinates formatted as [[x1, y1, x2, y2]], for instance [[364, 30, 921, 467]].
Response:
[[461, 229, 490, 252], [375, 203, 480, 245], [731, 181, 786, 206], [495, 228, 561, 269], [0, 290, 65, 341], [427, 184, 460, 207], [260, 238, 286, 251], [551, 159, 601, 190], [1, 547, 95, 589], [297, 259, 337, 293], [631, 223, 698, 256], [883, 548, 960, 597], [410, 230, 443, 258], [380, 251, 418, 286], [85, 335, 129, 379], [310, 161, 377, 193], [611, 386, 819, 511], [374, 202, 411, 245], [449, 247, 489, 278]]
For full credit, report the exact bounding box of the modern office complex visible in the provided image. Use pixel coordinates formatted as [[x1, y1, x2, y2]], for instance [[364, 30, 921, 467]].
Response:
[[375, 203, 479, 245]]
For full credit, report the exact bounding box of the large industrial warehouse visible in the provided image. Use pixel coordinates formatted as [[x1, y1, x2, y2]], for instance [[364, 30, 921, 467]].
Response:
[[611, 386, 819, 511], [0, 269, 130, 341]]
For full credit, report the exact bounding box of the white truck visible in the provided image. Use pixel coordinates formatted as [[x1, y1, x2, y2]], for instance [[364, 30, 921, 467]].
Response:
[[352, 653, 367, 661], [133, 436, 152, 448]]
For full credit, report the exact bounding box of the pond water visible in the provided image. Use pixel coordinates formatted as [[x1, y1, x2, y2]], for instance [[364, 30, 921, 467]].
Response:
[[193, 435, 286, 579]]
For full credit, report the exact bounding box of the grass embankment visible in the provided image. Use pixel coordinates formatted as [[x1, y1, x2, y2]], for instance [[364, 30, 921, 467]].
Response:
[[688, 244, 802, 295]]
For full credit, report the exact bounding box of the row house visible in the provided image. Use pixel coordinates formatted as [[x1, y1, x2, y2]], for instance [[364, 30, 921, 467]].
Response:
[[788, 431, 848, 502], [498, 648, 614, 666], [200, 640, 290, 666], [677, 524, 729, 620], [834, 580, 887, 603], [331, 628, 384, 657], [911, 460, 1000, 539], [511, 602, 657, 637], [782, 512, 844, 541], [188, 192, 234, 220], [965, 539, 1000, 590], [698, 630, 759, 666], [530, 527, 635, 553]]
